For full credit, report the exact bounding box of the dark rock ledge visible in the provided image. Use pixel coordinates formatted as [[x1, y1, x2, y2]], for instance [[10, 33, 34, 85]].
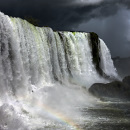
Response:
[[89, 76, 130, 101]]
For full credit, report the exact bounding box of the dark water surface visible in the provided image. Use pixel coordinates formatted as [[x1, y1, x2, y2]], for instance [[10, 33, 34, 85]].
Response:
[[78, 102, 130, 130], [42, 102, 130, 130]]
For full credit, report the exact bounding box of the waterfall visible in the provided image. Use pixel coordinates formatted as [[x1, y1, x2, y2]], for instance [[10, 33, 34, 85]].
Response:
[[0, 12, 118, 130], [99, 39, 118, 78]]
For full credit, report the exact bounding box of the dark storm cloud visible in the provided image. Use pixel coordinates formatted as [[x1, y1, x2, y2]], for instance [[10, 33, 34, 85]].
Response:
[[0, 0, 129, 29], [0, 0, 130, 57], [77, 8, 130, 57]]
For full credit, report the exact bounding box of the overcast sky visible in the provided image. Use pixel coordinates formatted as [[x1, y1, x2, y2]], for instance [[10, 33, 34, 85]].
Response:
[[0, 0, 130, 57]]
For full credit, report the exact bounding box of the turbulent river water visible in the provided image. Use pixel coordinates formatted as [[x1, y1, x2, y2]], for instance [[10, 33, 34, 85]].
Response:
[[79, 102, 130, 130], [42, 101, 130, 130], [0, 12, 128, 130]]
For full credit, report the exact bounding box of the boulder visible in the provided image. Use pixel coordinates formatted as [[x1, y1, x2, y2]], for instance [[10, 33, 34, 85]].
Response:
[[122, 76, 130, 86], [89, 77, 130, 101]]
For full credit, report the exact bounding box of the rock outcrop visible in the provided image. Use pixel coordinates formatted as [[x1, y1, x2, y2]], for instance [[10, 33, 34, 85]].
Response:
[[89, 76, 130, 101]]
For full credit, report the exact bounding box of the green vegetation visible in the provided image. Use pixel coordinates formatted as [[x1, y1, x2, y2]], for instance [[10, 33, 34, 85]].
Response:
[[24, 16, 39, 26], [72, 32, 76, 35]]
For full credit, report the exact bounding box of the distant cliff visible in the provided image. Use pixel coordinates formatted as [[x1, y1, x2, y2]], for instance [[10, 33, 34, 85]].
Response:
[[113, 57, 130, 78]]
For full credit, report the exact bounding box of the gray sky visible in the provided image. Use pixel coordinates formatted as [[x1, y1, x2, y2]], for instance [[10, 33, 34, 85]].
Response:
[[0, 0, 130, 57]]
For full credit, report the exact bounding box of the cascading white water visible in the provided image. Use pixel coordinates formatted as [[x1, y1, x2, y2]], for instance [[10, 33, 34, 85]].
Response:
[[99, 39, 118, 78], [0, 12, 118, 130]]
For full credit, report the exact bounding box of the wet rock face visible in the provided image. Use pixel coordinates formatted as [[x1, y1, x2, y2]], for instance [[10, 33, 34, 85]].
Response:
[[89, 32, 102, 76], [89, 76, 130, 101], [123, 76, 130, 86]]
